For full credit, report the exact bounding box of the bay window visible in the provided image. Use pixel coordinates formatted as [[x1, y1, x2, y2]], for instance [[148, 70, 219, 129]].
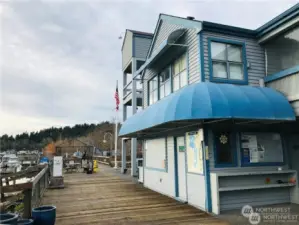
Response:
[[209, 38, 247, 84], [148, 76, 158, 105], [173, 53, 187, 91]]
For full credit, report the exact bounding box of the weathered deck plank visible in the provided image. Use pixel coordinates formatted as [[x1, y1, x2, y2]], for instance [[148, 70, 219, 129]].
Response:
[[42, 165, 229, 225]]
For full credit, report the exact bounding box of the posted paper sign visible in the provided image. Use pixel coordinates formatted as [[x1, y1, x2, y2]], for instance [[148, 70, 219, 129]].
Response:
[[53, 156, 63, 177], [186, 129, 204, 174]]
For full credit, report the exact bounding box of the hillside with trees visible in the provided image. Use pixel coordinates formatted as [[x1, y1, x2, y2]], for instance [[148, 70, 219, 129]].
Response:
[[0, 122, 124, 152]]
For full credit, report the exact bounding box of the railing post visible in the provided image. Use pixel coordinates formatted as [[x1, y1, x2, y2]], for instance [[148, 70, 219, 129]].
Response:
[[44, 169, 48, 189], [23, 189, 32, 219], [36, 180, 41, 206]]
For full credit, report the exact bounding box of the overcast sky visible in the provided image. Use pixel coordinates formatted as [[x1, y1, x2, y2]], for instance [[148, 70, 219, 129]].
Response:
[[0, 0, 297, 135]]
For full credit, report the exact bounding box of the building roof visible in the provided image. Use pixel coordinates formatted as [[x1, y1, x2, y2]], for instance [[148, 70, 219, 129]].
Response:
[[127, 29, 153, 37], [256, 3, 299, 36]]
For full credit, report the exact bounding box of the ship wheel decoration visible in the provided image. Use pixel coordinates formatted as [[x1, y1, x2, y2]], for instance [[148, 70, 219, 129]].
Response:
[[219, 134, 228, 144]]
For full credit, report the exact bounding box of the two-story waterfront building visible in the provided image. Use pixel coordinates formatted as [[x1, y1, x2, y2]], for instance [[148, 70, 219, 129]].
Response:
[[120, 4, 299, 214]]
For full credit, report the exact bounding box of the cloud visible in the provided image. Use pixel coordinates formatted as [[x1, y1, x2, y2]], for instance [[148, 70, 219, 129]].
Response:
[[1, 0, 297, 135]]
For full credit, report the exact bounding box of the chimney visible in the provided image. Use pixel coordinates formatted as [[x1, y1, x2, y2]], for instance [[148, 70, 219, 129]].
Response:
[[186, 16, 195, 20]]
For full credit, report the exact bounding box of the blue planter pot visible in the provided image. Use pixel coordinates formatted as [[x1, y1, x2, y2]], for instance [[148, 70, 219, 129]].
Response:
[[0, 213, 19, 224], [17, 219, 34, 225], [32, 206, 56, 225]]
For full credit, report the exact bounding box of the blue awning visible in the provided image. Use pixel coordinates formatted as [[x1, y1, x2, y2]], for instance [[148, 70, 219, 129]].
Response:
[[134, 29, 187, 79], [119, 83, 296, 137]]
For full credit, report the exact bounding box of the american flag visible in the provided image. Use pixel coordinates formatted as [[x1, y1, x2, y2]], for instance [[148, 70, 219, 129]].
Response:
[[114, 81, 120, 111]]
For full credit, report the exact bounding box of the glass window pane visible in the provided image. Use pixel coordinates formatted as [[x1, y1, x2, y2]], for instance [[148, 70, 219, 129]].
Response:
[[165, 68, 170, 80], [180, 54, 187, 71], [173, 61, 180, 76], [153, 90, 158, 103], [229, 64, 243, 80], [152, 77, 158, 89], [212, 62, 227, 79], [228, 44, 242, 62], [165, 81, 171, 96], [160, 84, 165, 99], [173, 75, 180, 91], [180, 70, 187, 87], [211, 42, 226, 60], [159, 74, 164, 84], [149, 93, 153, 105]]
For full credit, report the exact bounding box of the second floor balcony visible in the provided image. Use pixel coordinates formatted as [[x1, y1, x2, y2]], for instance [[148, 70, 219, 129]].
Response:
[[263, 25, 299, 115]]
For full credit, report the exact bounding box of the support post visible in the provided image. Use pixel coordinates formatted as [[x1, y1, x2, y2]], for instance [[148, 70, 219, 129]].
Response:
[[131, 59, 137, 177], [114, 113, 118, 169], [121, 138, 127, 173], [23, 189, 32, 219]]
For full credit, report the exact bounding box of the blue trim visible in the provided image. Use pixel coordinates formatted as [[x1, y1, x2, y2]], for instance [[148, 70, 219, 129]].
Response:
[[239, 132, 285, 167], [202, 21, 257, 38], [174, 137, 179, 197], [165, 137, 168, 172], [203, 128, 212, 213], [208, 37, 248, 85], [256, 3, 299, 36], [143, 140, 146, 184], [199, 32, 205, 82], [264, 65, 299, 83], [213, 131, 238, 168], [187, 49, 190, 85]]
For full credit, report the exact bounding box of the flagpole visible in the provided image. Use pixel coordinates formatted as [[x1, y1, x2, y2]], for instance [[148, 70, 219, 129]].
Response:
[[114, 80, 118, 169]]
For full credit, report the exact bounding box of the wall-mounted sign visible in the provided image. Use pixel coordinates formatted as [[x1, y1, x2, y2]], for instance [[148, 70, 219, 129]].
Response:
[[179, 146, 185, 152]]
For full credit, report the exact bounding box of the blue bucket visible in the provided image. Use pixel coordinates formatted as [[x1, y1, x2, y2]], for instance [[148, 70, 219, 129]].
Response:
[[0, 213, 19, 224], [32, 206, 56, 225], [17, 219, 34, 225]]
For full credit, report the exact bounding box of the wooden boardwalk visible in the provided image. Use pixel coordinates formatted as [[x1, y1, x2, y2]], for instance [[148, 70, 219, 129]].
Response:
[[42, 165, 229, 225]]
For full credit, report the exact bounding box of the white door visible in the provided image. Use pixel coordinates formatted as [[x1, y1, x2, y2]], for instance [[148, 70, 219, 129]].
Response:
[[289, 135, 299, 204], [177, 136, 187, 202]]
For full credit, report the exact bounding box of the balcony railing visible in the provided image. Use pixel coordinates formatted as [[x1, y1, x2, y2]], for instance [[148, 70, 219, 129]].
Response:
[[265, 67, 299, 115]]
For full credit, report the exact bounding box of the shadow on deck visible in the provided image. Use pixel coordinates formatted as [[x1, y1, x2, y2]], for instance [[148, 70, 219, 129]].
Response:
[[42, 165, 229, 225]]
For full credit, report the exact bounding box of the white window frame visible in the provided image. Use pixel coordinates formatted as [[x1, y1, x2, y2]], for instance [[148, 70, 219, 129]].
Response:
[[172, 53, 187, 91]]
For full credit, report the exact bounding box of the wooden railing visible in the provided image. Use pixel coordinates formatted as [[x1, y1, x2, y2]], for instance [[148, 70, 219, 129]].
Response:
[[0, 165, 49, 218], [94, 156, 131, 168]]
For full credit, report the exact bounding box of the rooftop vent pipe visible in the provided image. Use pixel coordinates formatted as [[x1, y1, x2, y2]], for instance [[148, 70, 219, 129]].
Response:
[[186, 16, 195, 20]]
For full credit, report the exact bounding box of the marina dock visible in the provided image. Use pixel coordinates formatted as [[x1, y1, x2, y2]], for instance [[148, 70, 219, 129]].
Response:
[[42, 165, 228, 225]]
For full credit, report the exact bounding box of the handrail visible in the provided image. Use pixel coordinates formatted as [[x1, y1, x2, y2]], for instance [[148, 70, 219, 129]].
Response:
[[23, 165, 49, 218]]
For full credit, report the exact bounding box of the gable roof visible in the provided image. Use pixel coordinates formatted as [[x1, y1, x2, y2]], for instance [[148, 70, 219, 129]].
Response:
[[121, 29, 153, 51]]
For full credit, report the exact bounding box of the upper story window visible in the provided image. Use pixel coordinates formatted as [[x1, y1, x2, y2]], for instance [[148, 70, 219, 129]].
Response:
[[264, 26, 299, 75], [208, 38, 247, 84], [148, 76, 158, 105], [173, 53, 187, 91], [159, 67, 171, 99]]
